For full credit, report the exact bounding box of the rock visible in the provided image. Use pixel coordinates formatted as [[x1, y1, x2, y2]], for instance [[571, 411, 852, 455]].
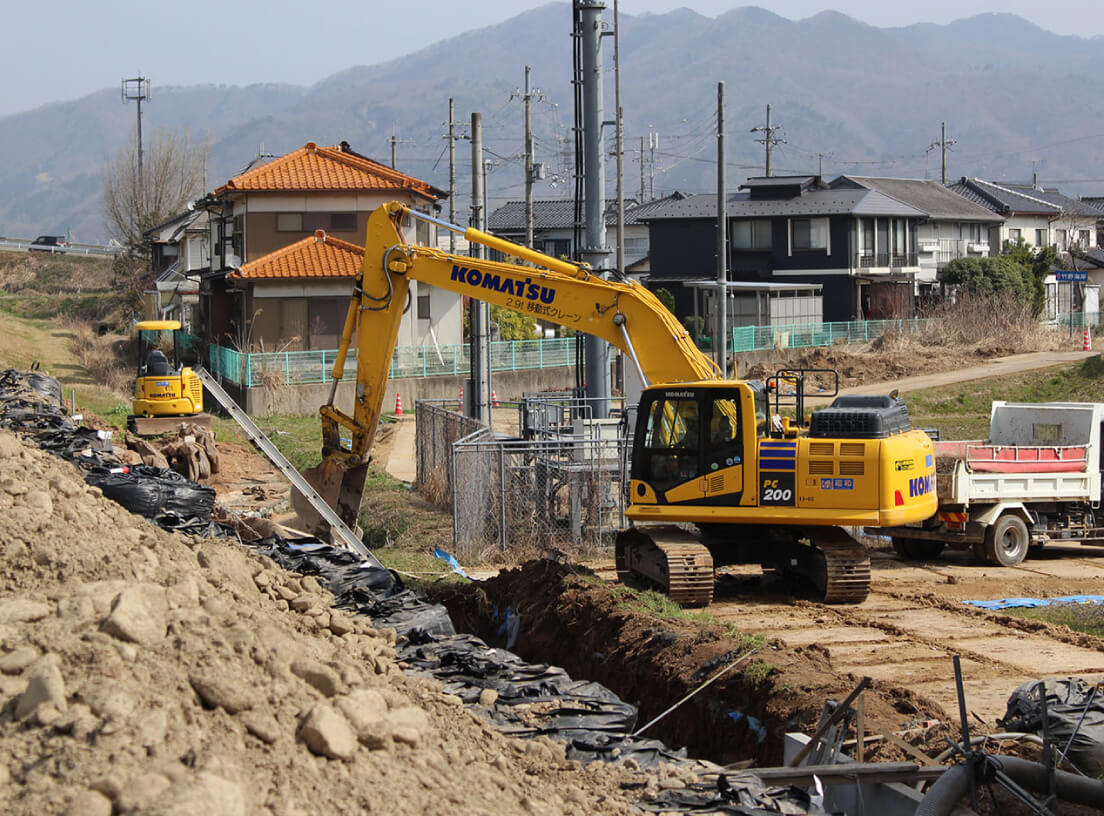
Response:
[[301, 576, 323, 595], [240, 710, 281, 744], [478, 688, 499, 708], [101, 584, 167, 645], [115, 772, 172, 812], [275, 585, 297, 602], [55, 703, 98, 739], [190, 670, 256, 713], [299, 703, 357, 760], [335, 689, 388, 737], [388, 705, 429, 748], [0, 598, 52, 624], [89, 774, 125, 800], [441, 693, 463, 707], [290, 593, 322, 612], [0, 432, 22, 459], [167, 575, 200, 609], [65, 789, 112, 816], [15, 658, 67, 723], [24, 489, 53, 514], [159, 773, 246, 816], [290, 659, 341, 697], [0, 645, 40, 674], [328, 612, 355, 636]]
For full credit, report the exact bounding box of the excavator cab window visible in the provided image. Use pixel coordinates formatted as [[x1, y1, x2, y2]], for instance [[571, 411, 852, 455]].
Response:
[[640, 395, 701, 493]]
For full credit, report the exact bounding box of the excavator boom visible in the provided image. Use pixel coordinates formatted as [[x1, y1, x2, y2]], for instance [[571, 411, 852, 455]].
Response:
[[292, 201, 721, 537]]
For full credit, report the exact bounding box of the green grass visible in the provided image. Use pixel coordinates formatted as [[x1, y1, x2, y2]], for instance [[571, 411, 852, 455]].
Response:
[[905, 356, 1104, 439], [999, 603, 1104, 638]]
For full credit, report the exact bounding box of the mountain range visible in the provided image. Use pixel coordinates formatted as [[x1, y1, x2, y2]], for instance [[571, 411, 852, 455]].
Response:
[[3, 3, 1103, 243]]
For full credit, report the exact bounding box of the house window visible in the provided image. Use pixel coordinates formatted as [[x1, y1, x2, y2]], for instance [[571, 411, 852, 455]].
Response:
[[536, 239, 572, 259], [415, 215, 431, 246], [1078, 230, 1090, 249], [968, 223, 981, 242], [277, 213, 357, 232], [731, 220, 772, 250], [276, 213, 303, 232], [1056, 229, 1068, 250], [791, 218, 828, 251], [417, 290, 432, 320], [1008, 228, 1022, 243], [1035, 228, 1047, 246]]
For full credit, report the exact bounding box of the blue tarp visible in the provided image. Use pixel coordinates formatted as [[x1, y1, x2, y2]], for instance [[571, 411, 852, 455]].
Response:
[[964, 595, 1104, 610]]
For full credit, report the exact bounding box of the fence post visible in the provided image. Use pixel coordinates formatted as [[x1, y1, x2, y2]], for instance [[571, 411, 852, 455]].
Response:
[[321, 350, 327, 384], [539, 339, 544, 368], [245, 352, 251, 387], [284, 352, 289, 385], [512, 342, 517, 370], [499, 444, 507, 551]]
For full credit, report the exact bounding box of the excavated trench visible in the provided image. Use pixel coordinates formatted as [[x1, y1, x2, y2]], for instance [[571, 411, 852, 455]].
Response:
[[428, 560, 941, 766]]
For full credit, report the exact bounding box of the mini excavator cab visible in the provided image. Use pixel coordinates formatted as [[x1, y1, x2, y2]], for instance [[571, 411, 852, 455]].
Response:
[[132, 320, 204, 418]]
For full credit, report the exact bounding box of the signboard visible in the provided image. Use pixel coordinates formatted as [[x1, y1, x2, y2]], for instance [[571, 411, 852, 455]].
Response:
[[1055, 270, 1088, 282]]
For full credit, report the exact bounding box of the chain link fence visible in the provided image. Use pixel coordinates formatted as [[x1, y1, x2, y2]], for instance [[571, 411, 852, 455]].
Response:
[[414, 397, 630, 563], [414, 400, 484, 507], [451, 434, 628, 563]]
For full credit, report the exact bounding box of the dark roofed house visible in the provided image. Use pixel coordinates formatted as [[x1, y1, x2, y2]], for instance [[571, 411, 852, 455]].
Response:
[[642, 176, 927, 327], [833, 176, 1003, 284], [948, 178, 1098, 254], [488, 193, 686, 270]]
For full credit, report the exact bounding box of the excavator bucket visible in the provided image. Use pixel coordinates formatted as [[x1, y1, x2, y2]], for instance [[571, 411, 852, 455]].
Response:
[[290, 456, 370, 540]]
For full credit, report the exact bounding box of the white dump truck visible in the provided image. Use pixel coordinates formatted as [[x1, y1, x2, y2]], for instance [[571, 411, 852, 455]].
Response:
[[878, 401, 1104, 566]]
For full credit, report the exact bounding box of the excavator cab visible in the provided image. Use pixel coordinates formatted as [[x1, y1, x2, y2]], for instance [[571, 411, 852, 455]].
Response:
[[130, 320, 204, 431]]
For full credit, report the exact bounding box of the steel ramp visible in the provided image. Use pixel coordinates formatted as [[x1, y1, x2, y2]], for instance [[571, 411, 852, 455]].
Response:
[[193, 367, 381, 568]]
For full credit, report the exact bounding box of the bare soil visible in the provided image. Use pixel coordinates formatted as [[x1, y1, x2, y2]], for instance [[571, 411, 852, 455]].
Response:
[[0, 430, 651, 815]]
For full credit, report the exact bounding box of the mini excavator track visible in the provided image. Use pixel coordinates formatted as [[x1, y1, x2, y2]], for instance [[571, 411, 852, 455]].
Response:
[[615, 526, 715, 607]]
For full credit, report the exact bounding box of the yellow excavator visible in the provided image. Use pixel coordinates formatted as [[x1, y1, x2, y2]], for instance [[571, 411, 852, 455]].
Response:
[[294, 202, 937, 605], [129, 320, 208, 435]]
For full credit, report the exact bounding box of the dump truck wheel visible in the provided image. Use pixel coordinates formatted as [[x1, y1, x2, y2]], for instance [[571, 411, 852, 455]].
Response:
[[984, 515, 1030, 567]]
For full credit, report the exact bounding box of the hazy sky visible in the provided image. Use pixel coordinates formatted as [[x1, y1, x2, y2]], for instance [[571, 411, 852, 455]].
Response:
[[3, 0, 1102, 118]]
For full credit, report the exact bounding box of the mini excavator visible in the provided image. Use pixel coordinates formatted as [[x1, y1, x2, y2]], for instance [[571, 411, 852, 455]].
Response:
[[293, 202, 937, 605]]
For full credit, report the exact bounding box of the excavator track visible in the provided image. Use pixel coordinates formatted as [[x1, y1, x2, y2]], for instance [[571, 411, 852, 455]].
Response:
[[802, 526, 871, 604], [615, 526, 715, 607]]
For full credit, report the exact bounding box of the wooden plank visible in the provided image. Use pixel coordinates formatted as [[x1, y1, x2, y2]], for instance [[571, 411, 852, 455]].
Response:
[[855, 695, 865, 763], [879, 728, 938, 765]]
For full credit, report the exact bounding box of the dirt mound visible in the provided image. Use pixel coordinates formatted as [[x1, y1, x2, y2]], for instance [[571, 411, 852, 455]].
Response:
[[0, 431, 642, 816], [432, 560, 945, 766]]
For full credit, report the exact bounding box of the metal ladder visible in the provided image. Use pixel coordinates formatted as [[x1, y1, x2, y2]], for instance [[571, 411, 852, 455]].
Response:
[[193, 367, 381, 568]]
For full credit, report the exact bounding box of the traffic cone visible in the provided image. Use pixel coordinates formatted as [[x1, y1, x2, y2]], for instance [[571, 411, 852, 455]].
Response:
[[459, 385, 464, 408], [394, 392, 403, 416], [491, 389, 500, 407], [1083, 328, 1093, 351]]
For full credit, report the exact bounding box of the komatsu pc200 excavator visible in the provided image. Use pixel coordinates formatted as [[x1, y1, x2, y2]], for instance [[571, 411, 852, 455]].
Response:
[[293, 201, 937, 605]]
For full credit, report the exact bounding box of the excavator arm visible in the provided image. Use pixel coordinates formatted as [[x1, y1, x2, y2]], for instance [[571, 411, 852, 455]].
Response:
[[293, 201, 721, 537]]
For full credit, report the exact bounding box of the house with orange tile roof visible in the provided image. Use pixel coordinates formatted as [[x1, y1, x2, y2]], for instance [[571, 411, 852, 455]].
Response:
[[196, 140, 459, 352]]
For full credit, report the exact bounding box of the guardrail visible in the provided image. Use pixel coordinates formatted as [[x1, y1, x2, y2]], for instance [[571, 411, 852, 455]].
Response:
[[0, 239, 122, 256]]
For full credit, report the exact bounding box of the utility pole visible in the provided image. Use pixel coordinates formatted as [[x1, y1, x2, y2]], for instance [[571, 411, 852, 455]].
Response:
[[469, 112, 490, 423], [750, 103, 785, 177], [447, 99, 458, 253], [121, 75, 151, 190], [512, 66, 543, 248], [575, 0, 611, 419], [613, 0, 624, 279], [928, 122, 956, 185], [648, 128, 659, 199], [715, 81, 727, 375], [639, 135, 646, 202], [388, 126, 411, 170]]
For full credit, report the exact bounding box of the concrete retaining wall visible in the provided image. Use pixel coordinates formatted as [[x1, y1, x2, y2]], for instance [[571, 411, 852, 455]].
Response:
[[214, 366, 577, 415]]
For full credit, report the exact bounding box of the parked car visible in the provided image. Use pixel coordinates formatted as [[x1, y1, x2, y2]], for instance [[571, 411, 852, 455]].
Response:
[[29, 235, 67, 252]]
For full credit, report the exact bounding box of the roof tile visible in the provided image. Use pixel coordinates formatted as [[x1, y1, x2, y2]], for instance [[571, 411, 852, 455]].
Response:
[[229, 230, 362, 280], [217, 142, 440, 199]]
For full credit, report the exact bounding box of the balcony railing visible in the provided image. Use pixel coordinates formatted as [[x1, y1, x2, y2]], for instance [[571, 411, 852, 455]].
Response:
[[853, 252, 918, 269]]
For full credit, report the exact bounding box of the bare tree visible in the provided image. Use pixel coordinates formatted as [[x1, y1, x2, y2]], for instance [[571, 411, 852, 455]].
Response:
[[102, 129, 209, 255]]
